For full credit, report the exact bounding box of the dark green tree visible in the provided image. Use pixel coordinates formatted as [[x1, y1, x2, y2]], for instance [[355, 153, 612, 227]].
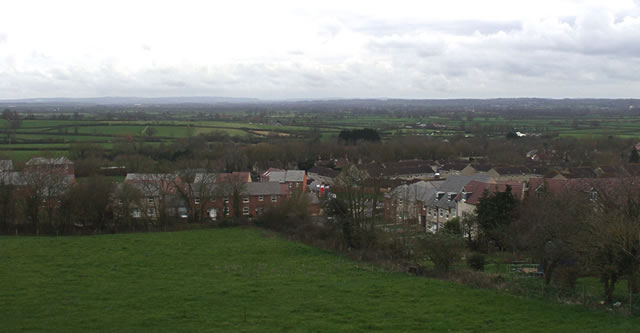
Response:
[[475, 186, 518, 251], [630, 147, 639, 163]]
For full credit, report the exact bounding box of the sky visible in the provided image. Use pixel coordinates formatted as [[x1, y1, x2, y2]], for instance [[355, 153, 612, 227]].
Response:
[[1, 0, 639, 99]]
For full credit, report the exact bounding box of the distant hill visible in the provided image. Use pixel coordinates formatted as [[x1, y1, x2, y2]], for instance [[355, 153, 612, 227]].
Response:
[[1, 97, 638, 113], [0, 96, 261, 106]]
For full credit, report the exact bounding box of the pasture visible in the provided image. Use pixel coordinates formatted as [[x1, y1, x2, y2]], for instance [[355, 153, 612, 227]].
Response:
[[0, 228, 637, 332], [2, 110, 640, 161]]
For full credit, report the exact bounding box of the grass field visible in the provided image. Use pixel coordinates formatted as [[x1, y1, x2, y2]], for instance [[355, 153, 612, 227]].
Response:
[[3, 111, 640, 159], [1, 228, 637, 332]]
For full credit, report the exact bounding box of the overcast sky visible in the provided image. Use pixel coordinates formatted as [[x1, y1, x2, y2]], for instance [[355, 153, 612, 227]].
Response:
[[1, 0, 639, 99]]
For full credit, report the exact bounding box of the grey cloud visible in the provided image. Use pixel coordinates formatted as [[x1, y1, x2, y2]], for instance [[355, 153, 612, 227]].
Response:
[[353, 19, 522, 37]]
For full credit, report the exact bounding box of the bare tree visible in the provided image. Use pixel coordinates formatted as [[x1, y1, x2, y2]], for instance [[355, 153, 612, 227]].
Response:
[[112, 183, 144, 231], [514, 190, 589, 285], [217, 173, 247, 220], [175, 169, 217, 223], [21, 171, 73, 234]]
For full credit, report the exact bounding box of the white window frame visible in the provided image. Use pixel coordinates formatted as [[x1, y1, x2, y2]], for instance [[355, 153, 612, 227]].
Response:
[[258, 195, 264, 201], [243, 207, 250, 216], [194, 197, 200, 205], [243, 196, 249, 203], [271, 195, 277, 202]]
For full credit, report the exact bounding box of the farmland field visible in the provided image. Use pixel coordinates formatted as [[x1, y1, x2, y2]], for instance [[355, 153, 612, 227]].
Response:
[[3, 106, 640, 161], [0, 228, 637, 332]]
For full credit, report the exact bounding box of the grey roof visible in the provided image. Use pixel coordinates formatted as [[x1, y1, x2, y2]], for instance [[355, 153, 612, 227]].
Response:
[[0, 172, 26, 185], [267, 170, 305, 183], [125, 173, 177, 182], [26, 157, 73, 165], [424, 175, 489, 208], [193, 173, 217, 183], [386, 180, 444, 202], [0, 160, 13, 172], [245, 182, 286, 195]]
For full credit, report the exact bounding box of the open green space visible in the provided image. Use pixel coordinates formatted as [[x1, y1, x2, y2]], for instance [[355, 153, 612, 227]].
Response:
[[1, 228, 637, 332]]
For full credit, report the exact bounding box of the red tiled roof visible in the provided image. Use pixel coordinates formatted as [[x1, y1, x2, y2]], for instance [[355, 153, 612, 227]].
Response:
[[458, 180, 524, 205]]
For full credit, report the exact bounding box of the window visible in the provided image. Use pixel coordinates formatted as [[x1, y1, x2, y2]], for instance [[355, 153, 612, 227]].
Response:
[[148, 197, 154, 204], [271, 195, 277, 202], [194, 197, 200, 205], [243, 197, 249, 203], [243, 207, 250, 216], [223, 207, 229, 216], [452, 208, 457, 217], [439, 210, 443, 217], [147, 208, 155, 216], [131, 208, 141, 218], [119, 200, 124, 206], [589, 190, 598, 201], [224, 197, 229, 204], [258, 195, 264, 201], [427, 208, 431, 216]]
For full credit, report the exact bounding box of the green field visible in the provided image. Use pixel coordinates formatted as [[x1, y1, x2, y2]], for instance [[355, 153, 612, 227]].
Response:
[[1, 228, 637, 332]]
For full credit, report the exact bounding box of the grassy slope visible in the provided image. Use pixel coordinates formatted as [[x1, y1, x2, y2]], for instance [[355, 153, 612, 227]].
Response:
[[0, 228, 637, 332]]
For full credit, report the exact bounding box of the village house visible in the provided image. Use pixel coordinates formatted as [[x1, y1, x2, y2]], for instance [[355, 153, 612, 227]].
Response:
[[545, 167, 598, 180], [0, 160, 14, 172], [461, 164, 492, 176], [384, 180, 443, 224], [0, 158, 76, 220], [437, 163, 468, 176], [307, 166, 340, 185], [123, 173, 183, 219], [261, 169, 307, 193], [487, 166, 533, 182], [421, 175, 490, 232], [201, 182, 289, 219], [25, 157, 74, 175]]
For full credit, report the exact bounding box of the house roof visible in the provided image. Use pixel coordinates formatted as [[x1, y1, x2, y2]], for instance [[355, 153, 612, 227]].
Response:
[[596, 166, 629, 178], [0, 160, 13, 172], [216, 172, 251, 183], [470, 164, 493, 172], [308, 166, 340, 178], [624, 164, 640, 177], [0, 172, 26, 185], [26, 157, 73, 166], [424, 175, 489, 208], [529, 177, 640, 197], [439, 163, 469, 172], [245, 182, 287, 196], [266, 170, 306, 182], [261, 168, 285, 178], [459, 180, 524, 205], [565, 167, 597, 179], [193, 173, 217, 183], [491, 166, 531, 175], [125, 173, 179, 183], [386, 180, 444, 202]]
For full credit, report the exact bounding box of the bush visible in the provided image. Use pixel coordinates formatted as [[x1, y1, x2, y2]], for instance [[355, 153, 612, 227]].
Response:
[[552, 266, 579, 290], [416, 232, 465, 272], [467, 254, 485, 271]]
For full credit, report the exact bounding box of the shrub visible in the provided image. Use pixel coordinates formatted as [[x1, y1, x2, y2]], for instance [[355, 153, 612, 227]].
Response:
[[416, 232, 465, 272], [467, 253, 485, 271]]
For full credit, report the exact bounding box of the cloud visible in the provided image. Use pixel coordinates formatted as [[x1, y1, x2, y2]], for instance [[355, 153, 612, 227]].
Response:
[[1, 2, 640, 99]]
